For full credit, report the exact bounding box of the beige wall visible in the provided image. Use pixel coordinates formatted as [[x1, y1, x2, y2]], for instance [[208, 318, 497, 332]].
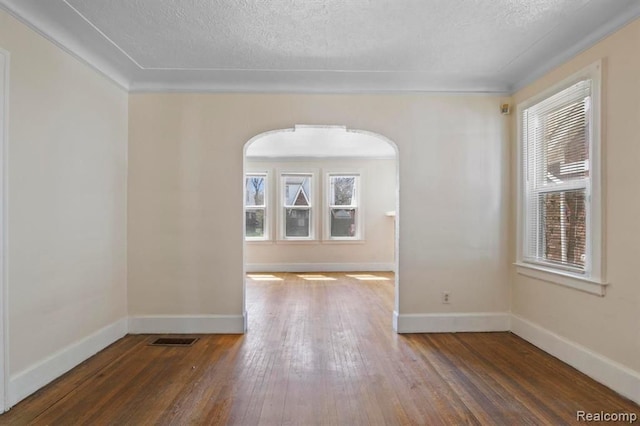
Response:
[[0, 11, 129, 375], [245, 157, 396, 267], [511, 18, 640, 372], [128, 93, 510, 316]]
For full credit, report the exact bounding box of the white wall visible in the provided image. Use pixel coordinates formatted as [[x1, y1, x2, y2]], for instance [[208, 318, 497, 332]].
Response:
[[128, 93, 511, 324], [511, 18, 640, 375], [245, 157, 396, 270], [0, 9, 128, 398]]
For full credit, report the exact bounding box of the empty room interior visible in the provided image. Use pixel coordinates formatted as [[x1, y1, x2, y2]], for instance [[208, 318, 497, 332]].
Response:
[[0, 0, 639, 424]]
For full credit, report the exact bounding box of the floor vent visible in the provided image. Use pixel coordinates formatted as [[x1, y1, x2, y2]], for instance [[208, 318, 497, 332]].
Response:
[[149, 337, 199, 347]]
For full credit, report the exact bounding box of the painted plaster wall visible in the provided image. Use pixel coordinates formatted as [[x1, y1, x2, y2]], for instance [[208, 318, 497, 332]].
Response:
[[511, 18, 640, 373], [128, 93, 510, 317], [0, 10, 128, 375]]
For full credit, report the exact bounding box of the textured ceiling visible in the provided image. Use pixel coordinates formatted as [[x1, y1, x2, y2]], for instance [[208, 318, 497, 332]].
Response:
[[66, 0, 580, 72], [1, 0, 639, 92]]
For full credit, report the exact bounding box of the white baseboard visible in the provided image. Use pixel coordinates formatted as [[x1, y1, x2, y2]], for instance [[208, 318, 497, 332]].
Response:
[[128, 314, 246, 334], [8, 317, 128, 407], [246, 263, 394, 273], [394, 312, 511, 333], [511, 314, 640, 405]]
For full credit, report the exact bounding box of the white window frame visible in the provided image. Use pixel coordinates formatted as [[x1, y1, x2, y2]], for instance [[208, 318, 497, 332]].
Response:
[[324, 172, 363, 241], [244, 172, 269, 241], [279, 172, 316, 241], [515, 61, 606, 296]]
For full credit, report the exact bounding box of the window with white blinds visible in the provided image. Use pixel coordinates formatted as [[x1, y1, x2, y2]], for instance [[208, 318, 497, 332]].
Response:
[[518, 62, 602, 281]]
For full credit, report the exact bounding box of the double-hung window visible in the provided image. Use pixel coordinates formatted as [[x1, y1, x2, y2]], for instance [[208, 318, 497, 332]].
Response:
[[517, 62, 603, 293], [327, 174, 360, 239], [245, 173, 267, 240], [282, 173, 313, 239]]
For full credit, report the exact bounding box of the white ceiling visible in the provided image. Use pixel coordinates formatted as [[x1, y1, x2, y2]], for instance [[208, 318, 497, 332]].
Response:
[[1, 0, 639, 93], [246, 126, 396, 159]]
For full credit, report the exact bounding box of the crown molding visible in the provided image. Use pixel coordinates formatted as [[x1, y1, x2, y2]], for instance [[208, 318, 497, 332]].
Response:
[[127, 69, 511, 95], [510, 2, 640, 93], [0, 1, 131, 91]]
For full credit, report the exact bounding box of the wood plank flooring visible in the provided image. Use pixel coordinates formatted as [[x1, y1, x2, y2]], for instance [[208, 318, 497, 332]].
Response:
[[1, 272, 638, 425]]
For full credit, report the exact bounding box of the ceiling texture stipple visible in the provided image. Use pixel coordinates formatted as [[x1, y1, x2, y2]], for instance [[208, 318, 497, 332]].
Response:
[[1, 0, 639, 92], [66, 0, 574, 72]]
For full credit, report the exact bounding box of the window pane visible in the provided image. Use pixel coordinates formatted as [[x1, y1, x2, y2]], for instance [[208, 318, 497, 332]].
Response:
[[284, 176, 311, 206], [331, 176, 355, 206], [285, 208, 310, 237], [245, 209, 265, 238], [331, 208, 356, 237], [539, 190, 586, 268], [246, 176, 265, 206]]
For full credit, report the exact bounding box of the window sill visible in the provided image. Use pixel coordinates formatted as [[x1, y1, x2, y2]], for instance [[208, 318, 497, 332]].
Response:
[[266, 239, 366, 245], [246, 239, 366, 245], [514, 262, 608, 296], [245, 239, 273, 244], [276, 239, 317, 244], [321, 239, 366, 245]]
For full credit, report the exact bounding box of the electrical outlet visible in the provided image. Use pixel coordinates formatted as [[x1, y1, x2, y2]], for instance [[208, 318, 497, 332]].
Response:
[[442, 292, 450, 304]]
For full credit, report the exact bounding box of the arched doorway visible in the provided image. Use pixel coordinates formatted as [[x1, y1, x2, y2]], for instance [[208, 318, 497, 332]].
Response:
[[242, 125, 400, 330]]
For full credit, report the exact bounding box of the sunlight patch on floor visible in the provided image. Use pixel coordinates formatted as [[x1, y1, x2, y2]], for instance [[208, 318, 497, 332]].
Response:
[[247, 274, 284, 281], [297, 274, 337, 281], [346, 274, 390, 281]]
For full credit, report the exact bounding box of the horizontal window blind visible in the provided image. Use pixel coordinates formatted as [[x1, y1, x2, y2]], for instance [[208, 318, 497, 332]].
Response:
[[522, 79, 591, 271]]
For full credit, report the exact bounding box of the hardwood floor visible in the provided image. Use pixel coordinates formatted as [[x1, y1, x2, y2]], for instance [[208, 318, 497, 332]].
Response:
[[2, 272, 638, 425]]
